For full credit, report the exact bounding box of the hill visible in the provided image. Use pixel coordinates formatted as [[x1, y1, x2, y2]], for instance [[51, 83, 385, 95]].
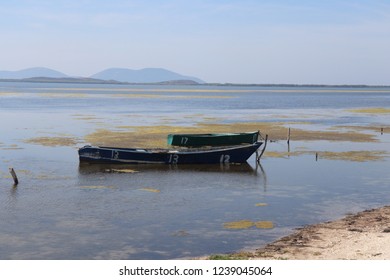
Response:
[[90, 68, 204, 83], [0, 67, 204, 84], [0, 67, 68, 79]]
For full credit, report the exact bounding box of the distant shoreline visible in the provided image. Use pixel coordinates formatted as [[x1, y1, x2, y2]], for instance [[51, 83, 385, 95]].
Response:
[[1, 77, 390, 88]]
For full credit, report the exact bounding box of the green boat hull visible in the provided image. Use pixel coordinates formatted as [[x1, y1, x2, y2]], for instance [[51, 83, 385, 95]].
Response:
[[167, 131, 259, 147]]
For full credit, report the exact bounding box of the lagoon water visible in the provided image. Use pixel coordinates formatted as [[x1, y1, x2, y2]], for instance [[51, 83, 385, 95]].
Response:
[[1, 82, 390, 259]]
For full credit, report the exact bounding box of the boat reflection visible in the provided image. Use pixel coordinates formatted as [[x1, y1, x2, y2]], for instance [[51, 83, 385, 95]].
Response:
[[78, 162, 260, 174], [79, 161, 268, 190]]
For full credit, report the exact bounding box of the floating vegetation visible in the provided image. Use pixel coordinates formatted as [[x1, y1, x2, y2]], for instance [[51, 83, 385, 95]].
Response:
[[84, 121, 376, 148], [84, 129, 157, 147], [317, 150, 388, 162], [338, 125, 389, 134], [223, 220, 254, 229], [106, 169, 139, 173], [199, 123, 376, 142], [39, 93, 89, 98], [265, 150, 388, 162], [264, 151, 290, 159], [348, 108, 390, 114], [24, 136, 79, 147], [80, 185, 116, 189], [0, 144, 23, 150], [0, 171, 11, 179], [172, 230, 190, 237], [139, 188, 160, 193], [255, 221, 274, 229], [0, 92, 21, 96], [255, 203, 268, 207], [34, 174, 73, 180], [223, 219, 274, 230], [72, 114, 102, 121], [110, 93, 231, 99]]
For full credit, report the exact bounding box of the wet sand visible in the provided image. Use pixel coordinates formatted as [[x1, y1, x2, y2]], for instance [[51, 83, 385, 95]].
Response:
[[206, 206, 390, 260]]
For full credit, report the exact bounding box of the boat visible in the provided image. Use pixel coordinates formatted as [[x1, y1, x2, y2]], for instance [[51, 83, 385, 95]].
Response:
[[167, 131, 259, 147], [78, 142, 263, 164]]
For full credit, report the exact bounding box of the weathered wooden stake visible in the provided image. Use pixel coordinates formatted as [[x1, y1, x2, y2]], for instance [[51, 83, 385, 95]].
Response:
[[316, 152, 318, 161], [381, 128, 384, 135], [287, 127, 291, 144], [9, 168, 19, 185], [257, 134, 268, 162]]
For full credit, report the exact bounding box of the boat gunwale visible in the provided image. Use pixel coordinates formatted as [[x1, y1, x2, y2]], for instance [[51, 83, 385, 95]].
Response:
[[167, 131, 259, 138], [81, 141, 263, 155]]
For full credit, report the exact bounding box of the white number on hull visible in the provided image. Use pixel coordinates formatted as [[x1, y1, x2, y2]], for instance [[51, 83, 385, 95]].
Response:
[[169, 154, 179, 164], [219, 154, 230, 163], [113, 150, 119, 159], [181, 137, 189, 145]]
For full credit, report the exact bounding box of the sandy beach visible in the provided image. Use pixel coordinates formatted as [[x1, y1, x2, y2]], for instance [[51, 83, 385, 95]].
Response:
[[209, 206, 390, 260]]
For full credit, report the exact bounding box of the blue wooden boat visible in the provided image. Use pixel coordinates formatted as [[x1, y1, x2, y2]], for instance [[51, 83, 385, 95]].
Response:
[[167, 131, 259, 147], [78, 142, 263, 164]]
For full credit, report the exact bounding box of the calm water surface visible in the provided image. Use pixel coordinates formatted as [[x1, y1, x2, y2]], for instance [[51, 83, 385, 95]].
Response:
[[1, 82, 390, 259]]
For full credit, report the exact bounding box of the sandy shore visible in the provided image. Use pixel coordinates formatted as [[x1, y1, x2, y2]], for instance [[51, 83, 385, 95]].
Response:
[[251, 206, 390, 260], [206, 206, 390, 260]]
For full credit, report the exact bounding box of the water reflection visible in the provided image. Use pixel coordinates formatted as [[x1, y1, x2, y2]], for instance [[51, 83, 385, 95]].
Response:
[[255, 163, 268, 191], [2, 82, 389, 259], [78, 161, 269, 195], [78, 162, 260, 174], [6, 185, 19, 209]]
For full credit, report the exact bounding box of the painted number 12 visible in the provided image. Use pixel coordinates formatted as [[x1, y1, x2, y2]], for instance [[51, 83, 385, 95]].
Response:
[[220, 154, 230, 163]]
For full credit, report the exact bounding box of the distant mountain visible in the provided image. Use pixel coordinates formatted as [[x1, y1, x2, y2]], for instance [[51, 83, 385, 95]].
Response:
[[0, 67, 205, 84], [90, 68, 204, 83], [0, 67, 68, 79]]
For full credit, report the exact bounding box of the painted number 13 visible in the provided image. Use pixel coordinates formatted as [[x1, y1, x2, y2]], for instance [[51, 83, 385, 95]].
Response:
[[169, 154, 179, 164]]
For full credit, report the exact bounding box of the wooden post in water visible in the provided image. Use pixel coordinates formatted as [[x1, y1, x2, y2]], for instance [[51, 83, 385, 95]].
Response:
[[287, 127, 291, 144], [316, 152, 318, 161], [9, 168, 19, 185], [257, 134, 268, 163], [381, 128, 384, 135]]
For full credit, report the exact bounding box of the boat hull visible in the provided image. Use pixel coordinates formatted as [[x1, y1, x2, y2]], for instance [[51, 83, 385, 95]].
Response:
[[167, 131, 259, 147], [78, 142, 263, 164]]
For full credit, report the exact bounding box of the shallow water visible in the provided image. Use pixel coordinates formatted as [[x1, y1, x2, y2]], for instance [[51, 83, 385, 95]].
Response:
[[1, 82, 390, 259]]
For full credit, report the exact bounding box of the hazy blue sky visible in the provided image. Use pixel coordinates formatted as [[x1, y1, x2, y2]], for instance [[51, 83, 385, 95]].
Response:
[[1, 0, 390, 84]]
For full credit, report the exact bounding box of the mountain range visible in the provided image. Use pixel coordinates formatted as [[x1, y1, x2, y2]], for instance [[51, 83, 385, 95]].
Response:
[[0, 67, 204, 84]]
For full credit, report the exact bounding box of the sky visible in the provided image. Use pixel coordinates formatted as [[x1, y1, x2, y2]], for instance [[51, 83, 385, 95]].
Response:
[[1, 0, 390, 84]]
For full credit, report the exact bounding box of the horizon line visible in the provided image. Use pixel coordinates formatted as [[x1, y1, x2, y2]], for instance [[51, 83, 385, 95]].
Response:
[[1, 76, 390, 88]]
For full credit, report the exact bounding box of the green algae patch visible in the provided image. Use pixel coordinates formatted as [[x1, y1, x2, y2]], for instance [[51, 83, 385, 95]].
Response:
[[255, 221, 274, 229], [348, 108, 390, 114], [223, 220, 254, 229], [24, 136, 79, 147], [255, 203, 268, 207], [139, 188, 160, 193]]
